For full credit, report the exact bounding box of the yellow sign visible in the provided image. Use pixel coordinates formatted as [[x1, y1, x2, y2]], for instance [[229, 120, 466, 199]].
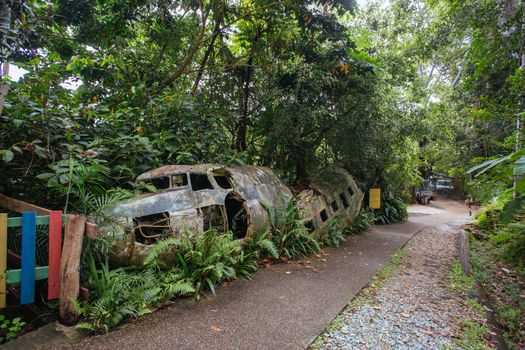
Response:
[[369, 188, 381, 209]]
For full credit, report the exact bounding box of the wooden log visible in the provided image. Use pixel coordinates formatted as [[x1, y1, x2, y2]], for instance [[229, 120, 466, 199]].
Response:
[[0, 193, 50, 216], [59, 214, 85, 325], [0, 193, 98, 238]]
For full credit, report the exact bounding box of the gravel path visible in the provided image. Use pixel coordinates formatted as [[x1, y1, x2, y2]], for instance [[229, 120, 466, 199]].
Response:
[[312, 223, 484, 350]]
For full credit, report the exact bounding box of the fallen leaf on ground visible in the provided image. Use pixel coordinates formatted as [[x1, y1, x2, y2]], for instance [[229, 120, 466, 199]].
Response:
[[211, 326, 223, 332], [400, 312, 410, 318], [421, 330, 433, 335]]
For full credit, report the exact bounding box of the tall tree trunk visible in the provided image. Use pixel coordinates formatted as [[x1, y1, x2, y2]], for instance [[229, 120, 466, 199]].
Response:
[[0, 62, 10, 116], [160, 6, 210, 89], [191, 10, 223, 94], [514, 0, 525, 199], [235, 56, 253, 152]]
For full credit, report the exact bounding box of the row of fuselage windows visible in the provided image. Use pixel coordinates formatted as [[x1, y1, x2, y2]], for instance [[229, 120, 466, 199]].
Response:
[[319, 186, 355, 223], [147, 173, 233, 192]]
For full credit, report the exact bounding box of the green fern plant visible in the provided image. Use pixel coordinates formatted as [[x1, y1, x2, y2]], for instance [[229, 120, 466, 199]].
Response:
[[345, 209, 375, 235], [183, 230, 242, 300], [321, 216, 346, 248], [271, 201, 320, 259], [243, 230, 278, 260], [143, 230, 256, 301]]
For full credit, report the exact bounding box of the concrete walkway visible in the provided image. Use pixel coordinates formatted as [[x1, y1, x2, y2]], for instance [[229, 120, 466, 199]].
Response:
[[60, 199, 472, 350]]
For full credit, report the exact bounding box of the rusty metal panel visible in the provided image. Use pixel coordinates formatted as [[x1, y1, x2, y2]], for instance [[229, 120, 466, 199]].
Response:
[[110, 189, 196, 218]]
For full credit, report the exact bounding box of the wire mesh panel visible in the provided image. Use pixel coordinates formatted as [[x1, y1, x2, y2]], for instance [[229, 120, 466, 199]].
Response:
[[7, 224, 50, 266]]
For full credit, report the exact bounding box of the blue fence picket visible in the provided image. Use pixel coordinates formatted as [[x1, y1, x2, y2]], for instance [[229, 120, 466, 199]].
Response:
[[21, 212, 36, 304]]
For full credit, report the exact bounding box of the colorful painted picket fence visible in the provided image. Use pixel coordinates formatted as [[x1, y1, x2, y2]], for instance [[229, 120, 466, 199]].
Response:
[[0, 211, 64, 308]]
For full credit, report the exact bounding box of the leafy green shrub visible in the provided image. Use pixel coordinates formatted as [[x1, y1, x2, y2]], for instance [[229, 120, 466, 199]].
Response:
[[182, 230, 250, 298], [77, 252, 194, 333], [345, 209, 375, 235], [476, 200, 505, 231], [505, 224, 525, 267], [373, 192, 407, 225], [320, 216, 345, 248], [271, 201, 320, 259], [146, 230, 254, 300], [243, 230, 278, 260], [0, 316, 26, 344]]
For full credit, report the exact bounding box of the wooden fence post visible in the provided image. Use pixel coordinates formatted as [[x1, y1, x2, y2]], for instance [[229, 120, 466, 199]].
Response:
[[59, 214, 85, 325]]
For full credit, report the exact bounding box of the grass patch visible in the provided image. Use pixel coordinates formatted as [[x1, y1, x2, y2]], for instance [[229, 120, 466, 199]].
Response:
[[470, 235, 525, 348], [451, 320, 491, 350], [446, 260, 476, 294], [325, 315, 344, 333], [372, 250, 407, 285], [445, 258, 493, 350]]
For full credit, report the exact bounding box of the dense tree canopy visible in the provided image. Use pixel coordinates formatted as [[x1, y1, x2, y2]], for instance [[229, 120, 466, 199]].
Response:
[[0, 0, 524, 208]]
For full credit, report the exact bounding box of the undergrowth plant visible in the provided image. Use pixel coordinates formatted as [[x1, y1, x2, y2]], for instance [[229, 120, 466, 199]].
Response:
[[373, 192, 408, 225], [271, 201, 320, 259], [242, 230, 278, 261], [0, 316, 26, 344], [345, 209, 375, 235], [320, 216, 345, 248]]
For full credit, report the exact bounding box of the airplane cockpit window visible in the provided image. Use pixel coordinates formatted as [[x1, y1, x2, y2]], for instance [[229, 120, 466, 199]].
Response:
[[190, 173, 214, 191], [147, 176, 170, 191], [214, 175, 233, 189], [172, 174, 188, 187]]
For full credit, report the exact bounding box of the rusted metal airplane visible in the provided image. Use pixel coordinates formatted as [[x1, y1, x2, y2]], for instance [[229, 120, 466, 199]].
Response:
[[102, 164, 363, 265]]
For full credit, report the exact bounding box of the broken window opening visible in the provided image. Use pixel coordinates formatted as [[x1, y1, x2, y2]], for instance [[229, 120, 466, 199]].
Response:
[[190, 173, 213, 191], [214, 175, 232, 189], [172, 173, 188, 187], [348, 186, 354, 197], [340, 193, 349, 209], [320, 209, 328, 222], [133, 212, 172, 245], [225, 193, 248, 239], [331, 200, 339, 213], [304, 220, 315, 233], [201, 205, 227, 233], [147, 177, 170, 191]]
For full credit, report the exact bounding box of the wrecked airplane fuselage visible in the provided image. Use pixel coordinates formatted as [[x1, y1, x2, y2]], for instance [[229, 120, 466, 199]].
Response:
[[296, 165, 364, 233], [104, 164, 293, 265], [103, 164, 363, 265]]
